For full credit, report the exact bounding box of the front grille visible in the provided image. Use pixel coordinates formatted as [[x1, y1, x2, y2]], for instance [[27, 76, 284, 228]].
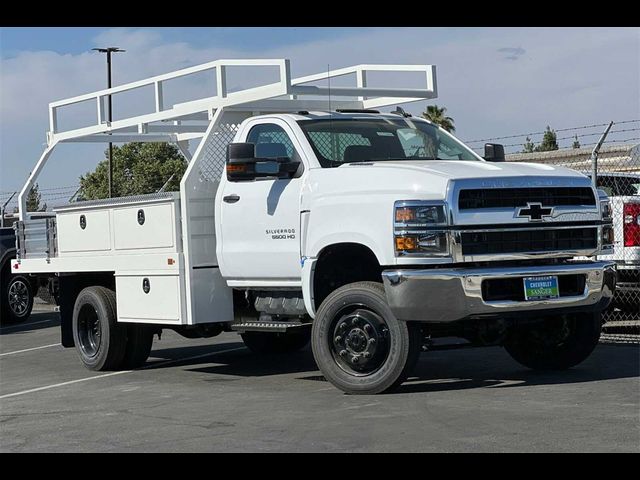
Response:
[[458, 187, 596, 209], [482, 274, 586, 302], [461, 227, 598, 256]]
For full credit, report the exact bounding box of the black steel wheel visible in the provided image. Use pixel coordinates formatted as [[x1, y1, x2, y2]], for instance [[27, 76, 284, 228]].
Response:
[[72, 286, 127, 371], [330, 307, 390, 376], [77, 303, 102, 358], [312, 281, 421, 395], [1, 274, 34, 324]]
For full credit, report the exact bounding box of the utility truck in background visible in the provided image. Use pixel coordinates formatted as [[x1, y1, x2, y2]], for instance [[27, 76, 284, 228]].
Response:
[[11, 59, 616, 394]]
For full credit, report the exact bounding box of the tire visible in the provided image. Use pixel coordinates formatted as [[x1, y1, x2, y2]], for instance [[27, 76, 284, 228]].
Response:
[[311, 281, 421, 395], [122, 324, 155, 368], [72, 286, 127, 371], [241, 329, 310, 354], [1, 273, 34, 324], [504, 311, 602, 371]]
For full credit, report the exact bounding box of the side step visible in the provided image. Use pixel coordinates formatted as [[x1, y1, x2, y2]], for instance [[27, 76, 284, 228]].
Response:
[[231, 321, 312, 334]]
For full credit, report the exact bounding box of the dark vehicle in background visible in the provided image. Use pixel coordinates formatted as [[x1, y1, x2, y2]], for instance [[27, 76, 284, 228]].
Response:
[[1, 227, 36, 323], [594, 173, 640, 312]]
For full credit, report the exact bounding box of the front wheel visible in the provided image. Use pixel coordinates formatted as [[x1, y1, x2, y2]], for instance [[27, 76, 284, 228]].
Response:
[[504, 311, 602, 371], [311, 282, 421, 395]]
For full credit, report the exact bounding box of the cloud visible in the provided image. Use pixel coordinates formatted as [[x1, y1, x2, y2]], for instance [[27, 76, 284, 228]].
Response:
[[1, 27, 638, 194], [498, 46, 526, 60]]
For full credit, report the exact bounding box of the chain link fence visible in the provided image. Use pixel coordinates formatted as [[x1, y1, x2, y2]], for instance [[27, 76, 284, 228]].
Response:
[[506, 143, 640, 336]]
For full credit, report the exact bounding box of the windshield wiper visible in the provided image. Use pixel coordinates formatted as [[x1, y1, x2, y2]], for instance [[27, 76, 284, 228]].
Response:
[[341, 157, 445, 166], [374, 157, 445, 161]]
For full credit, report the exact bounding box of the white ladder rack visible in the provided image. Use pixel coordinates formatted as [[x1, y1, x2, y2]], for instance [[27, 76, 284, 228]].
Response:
[[20, 58, 437, 219], [47, 59, 437, 145]]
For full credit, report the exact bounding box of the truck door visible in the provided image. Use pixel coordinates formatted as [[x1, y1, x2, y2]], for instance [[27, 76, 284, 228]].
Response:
[[217, 120, 305, 283]]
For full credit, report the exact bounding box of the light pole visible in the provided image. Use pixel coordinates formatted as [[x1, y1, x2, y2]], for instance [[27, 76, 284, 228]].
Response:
[[92, 47, 125, 198]]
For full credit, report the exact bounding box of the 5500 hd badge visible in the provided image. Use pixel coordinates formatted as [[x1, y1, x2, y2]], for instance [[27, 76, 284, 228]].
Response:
[[266, 228, 296, 240]]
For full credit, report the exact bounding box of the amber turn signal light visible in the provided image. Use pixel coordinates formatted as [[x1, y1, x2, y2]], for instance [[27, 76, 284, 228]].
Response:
[[395, 236, 418, 251], [395, 207, 416, 223], [227, 164, 246, 173]]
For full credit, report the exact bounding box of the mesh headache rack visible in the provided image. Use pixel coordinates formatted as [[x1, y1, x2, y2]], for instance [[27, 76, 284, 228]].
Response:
[[19, 59, 437, 218]]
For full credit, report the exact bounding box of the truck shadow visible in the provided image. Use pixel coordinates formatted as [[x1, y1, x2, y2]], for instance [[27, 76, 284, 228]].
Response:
[[150, 342, 639, 394], [0, 312, 59, 335], [396, 344, 640, 394], [174, 346, 319, 377]]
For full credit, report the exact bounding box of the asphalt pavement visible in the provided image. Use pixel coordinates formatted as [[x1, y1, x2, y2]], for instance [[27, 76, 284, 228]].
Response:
[[1, 311, 638, 452]]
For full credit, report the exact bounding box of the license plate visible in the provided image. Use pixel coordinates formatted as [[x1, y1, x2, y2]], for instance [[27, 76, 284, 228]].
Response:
[[523, 276, 559, 301]]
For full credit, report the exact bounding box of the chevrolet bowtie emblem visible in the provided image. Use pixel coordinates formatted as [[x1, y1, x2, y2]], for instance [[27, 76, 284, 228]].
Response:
[[517, 202, 553, 221]]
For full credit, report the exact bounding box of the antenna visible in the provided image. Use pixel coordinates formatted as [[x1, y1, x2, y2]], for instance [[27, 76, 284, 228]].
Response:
[[327, 64, 332, 113]]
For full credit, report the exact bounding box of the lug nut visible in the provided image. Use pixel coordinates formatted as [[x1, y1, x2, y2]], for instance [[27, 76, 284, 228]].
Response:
[[339, 323, 347, 331], [339, 350, 348, 357], [352, 317, 359, 325], [363, 352, 371, 358], [352, 355, 359, 363], [335, 336, 342, 343], [368, 338, 376, 345], [364, 324, 372, 333]]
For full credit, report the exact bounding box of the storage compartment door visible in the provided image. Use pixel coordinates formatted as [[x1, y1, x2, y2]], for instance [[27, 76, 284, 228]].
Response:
[[113, 203, 176, 251], [116, 274, 183, 324], [57, 211, 111, 253]]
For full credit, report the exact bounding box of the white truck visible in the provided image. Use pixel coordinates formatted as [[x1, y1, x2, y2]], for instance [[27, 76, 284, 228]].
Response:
[[594, 172, 639, 311], [10, 59, 616, 394]]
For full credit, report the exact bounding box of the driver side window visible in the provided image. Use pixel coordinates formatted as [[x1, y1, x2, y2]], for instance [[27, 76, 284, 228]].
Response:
[[247, 123, 297, 159]]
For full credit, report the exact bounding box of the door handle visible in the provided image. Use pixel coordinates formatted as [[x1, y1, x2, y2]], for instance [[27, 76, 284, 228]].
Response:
[[223, 194, 240, 204]]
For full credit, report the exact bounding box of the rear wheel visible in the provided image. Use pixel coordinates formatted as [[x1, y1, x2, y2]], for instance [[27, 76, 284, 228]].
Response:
[[311, 281, 421, 395], [1, 273, 34, 324], [241, 329, 310, 354], [504, 312, 602, 370], [72, 286, 127, 371]]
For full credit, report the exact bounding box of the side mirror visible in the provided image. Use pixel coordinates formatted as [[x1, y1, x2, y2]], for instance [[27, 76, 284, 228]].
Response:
[[484, 143, 505, 162], [226, 143, 300, 181]]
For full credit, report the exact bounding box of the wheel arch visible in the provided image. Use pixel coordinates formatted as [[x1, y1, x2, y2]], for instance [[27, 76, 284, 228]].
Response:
[[303, 242, 383, 317], [58, 273, 116, 348]]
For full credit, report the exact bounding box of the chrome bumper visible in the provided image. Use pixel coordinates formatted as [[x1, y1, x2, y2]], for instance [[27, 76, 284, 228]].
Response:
[[382, 261, 616, 323]]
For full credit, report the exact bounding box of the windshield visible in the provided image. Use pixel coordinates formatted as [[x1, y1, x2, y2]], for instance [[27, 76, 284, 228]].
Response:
[[298, 117, 480, 168]]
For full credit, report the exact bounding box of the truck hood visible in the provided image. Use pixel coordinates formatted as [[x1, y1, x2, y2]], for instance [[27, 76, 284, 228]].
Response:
[[304, 159, 598, 265], [345, 160, 587, 180], [306, 160, 592, 208]]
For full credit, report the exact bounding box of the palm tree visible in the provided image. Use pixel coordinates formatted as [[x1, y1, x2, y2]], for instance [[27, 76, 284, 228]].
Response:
[[422, 105, 456, 133]]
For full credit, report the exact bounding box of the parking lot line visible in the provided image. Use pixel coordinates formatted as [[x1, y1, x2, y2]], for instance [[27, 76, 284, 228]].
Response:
[[0, 345, 246, 400], [0, 343, 61, 357]]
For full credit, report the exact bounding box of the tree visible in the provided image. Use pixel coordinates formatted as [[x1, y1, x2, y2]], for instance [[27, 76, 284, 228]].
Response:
[[535, 126, 559, 152], [422, 105, 456, 133], [79, 143, 187, 201], [572, 135, 581, 149], [522, 136, 536, 153], [27, 183, 47, 212]]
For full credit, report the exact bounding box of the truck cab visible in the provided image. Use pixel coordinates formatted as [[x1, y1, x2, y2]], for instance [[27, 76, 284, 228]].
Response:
[[11, 59, 617, 394]]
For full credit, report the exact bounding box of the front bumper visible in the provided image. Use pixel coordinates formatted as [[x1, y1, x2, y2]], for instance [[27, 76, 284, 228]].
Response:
[[382, 261, 616, 323]]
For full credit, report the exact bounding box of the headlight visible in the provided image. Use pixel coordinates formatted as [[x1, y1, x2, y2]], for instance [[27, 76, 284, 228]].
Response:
[[394, 201, 449, 256]]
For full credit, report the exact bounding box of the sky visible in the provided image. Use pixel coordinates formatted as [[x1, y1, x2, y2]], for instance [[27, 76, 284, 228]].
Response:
[[1, 27, 639, 203]]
